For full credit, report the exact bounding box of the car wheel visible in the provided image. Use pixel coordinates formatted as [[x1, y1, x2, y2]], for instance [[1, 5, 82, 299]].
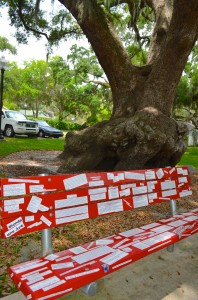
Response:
[[38, 130, 45, 138], [5, 125, 15, 137]]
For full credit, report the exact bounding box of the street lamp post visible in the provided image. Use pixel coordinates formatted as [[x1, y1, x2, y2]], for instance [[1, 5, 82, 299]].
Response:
[[0, 56, 7, 140], [24, 104, 27, 116]]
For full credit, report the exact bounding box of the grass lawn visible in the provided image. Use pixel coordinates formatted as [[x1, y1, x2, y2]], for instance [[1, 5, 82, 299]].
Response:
[[178, 147, 198, 170], [0, 137, 197, 170], [0, 136, 65, 158]]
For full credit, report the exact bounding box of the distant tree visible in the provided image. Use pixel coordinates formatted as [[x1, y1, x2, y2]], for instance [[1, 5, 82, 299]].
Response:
[[174, 46, 198, 128], [48, 51, 111, 122], [17, 60, 50, 117], [0, 36, 17, 54], [3, 62, 22, 109]]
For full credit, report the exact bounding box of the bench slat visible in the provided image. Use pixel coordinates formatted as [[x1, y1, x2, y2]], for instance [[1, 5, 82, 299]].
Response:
[[1, 175, 191, 216], [1, 180, 192, 238], [8, 208, 198, 300], [0, 167, 189, 198]]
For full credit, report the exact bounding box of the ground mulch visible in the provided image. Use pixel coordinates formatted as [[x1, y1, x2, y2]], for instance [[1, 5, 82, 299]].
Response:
[[0, 151, 197, 298]]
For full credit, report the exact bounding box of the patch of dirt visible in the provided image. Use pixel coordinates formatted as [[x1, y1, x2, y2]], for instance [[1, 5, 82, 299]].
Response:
[[0, 150, 63, 177]]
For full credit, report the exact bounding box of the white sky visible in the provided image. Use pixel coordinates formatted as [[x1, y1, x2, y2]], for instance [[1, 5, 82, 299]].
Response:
[[0, 6, 89, 67]]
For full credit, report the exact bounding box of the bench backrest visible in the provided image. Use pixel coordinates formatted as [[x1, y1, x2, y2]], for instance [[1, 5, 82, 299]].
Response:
[[0, 166, 192, 238]]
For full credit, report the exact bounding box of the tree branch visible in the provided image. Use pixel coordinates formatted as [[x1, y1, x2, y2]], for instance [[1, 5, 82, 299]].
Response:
[[59, 0, 139, 95], [147, 0, 173, 63], [17, 0, 49, 40], [143, 0, 198, 115]]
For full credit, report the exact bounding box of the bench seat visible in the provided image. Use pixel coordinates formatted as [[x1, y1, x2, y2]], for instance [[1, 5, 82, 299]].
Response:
[[9, 208, 198, 300]]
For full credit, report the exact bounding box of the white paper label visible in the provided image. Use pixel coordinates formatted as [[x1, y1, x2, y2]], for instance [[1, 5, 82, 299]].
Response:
[[56, 213, 89, 224], [29, 276, 60, 292], [7, 217, 23, 230], [141, 222, 159, 230], [132, 186, 147, 195], [119, 188, 131, 197], [4, 198, 24, 206], [148, 193, 157, 202], [27, 196, 42, 213], [161, 180, 176, 190], [70, 246, 87, 254], [29, 185, 45, 193], [177, 168, 188, 176], [89, 180, 104, 187], [108, 187, 119, 199], [4, 204, 20, 212], [65, 268, 100, 280], [3, 183, 26, 196], [178, 177, 188, 183], [179, 190, 192, 197], [147, 181, 157, 192], [100, 250, 128, 265], [63, 174, 87, 190], [162, 189, 177, 197], [97, 199, 123, 215], [55, 196, 88, 208], [51, 263, 74, 270], [5, 219, 25, 238], [25, 216, 35, 223], [90, 193, 106, 201], [39, 204, 49, 212], [40, 215, 52, 227], [113, 173, 124, 182], [156, 169, 164, 179], [8, 178, 40, 183], [55, 205, 88, 219], [96, 239, 113, 245], [133, 195, 148, 208], [27, 221, 42, 228], [73, 246, 113, 264], [121, 184, 136, 189], [151, 225, 173, 233], [107, 173, 114, 180], [88, 187, 107, 195], [145, 170, 156, 180], [125, 172, 145, 180]]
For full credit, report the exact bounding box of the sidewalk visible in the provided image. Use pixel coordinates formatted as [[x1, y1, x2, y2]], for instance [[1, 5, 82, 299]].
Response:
[[3, 234, 198, 300]]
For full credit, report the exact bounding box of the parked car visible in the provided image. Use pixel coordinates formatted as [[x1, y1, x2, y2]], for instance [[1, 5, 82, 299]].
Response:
[[1, 109, 39, 137], [36, 120, 64, 138]]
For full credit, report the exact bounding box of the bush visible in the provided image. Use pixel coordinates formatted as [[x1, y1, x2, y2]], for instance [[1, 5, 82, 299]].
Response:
[[31, 117, 83, 131], [47, 119, 83, 131]]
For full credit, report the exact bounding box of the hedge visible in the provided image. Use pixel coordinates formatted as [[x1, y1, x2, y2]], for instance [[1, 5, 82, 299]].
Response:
[[32, 118, 83, 131], [47, 119, 83, 131]]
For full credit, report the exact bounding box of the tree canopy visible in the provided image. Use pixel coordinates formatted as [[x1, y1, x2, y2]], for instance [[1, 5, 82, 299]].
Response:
[[0, 36, 17, 54], [1, 0, 198, 172]]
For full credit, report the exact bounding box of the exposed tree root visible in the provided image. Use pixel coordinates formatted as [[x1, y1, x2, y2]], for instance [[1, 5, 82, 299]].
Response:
[[59, 108, 188, 173]]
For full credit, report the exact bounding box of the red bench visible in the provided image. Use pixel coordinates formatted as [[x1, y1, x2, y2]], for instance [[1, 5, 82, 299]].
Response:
[[0, 166, 197, 300]]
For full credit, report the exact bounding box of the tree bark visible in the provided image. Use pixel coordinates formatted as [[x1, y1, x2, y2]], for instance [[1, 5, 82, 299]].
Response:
[[58, 0, 198, 173]]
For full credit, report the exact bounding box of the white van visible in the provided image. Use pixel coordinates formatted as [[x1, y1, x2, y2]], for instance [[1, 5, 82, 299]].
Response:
[[1, 110, 39, 137]]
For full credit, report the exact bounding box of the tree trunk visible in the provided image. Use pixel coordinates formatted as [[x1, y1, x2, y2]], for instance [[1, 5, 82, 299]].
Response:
[[58, 0, 198, 173]]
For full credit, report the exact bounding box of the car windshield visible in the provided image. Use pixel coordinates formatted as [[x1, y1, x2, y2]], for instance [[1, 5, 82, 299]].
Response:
[[37, 120, 50, 126], [5, 111, 27, 120]]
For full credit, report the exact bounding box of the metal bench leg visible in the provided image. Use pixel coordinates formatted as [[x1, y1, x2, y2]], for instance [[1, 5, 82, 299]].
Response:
[[80, 282, 98, 297], [167, 200, 177, 252], [39, 174, 53, 256], [41, 228, 53, 256]]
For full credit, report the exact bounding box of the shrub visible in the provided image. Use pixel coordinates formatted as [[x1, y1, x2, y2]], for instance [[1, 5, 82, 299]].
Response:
[[47, 119, 83, 131], [32, 117, 83, 131]]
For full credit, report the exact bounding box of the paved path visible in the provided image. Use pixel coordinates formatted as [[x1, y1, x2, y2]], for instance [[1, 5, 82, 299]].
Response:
[[4, 234, 198, 300]]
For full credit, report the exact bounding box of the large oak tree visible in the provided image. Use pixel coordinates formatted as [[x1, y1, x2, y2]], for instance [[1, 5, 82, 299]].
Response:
[[2, 0, 198, 171]]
